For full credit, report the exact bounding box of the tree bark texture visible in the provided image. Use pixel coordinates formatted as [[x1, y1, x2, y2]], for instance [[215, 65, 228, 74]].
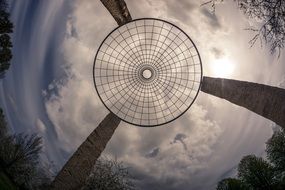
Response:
[[100, 0, 132, 26], [201, 76, 285, 128], [50, 1, 132, 188], [50, 112, 121, 190]]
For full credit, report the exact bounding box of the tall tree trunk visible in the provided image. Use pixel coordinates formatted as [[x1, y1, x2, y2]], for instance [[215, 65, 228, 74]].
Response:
[[50, 112, 121, 190], [201, 76, 285, 128], [50, 1, 132, 189], [100, 0, 132, 26]]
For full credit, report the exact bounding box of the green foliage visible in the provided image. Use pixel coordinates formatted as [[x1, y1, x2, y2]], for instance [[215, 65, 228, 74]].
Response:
[[0, 34, 12, 47], [266, 129, 285, 189], [0, 0, 8, 14], [83, 157, 135, 190], [217, 128, 285, 189], [0, 171, 17, 190], [0, 6, 12, 34], [0, 107, 52, 189], [0, 109, 7, 137], [0, 47, 12, 62], [0, 0, 13, 78], [238, 155, 275, 189], [0, 133, 43, 189], [216, 178, 246, 190], [0, 13, 13, 34], [266, 129, 285, 171]]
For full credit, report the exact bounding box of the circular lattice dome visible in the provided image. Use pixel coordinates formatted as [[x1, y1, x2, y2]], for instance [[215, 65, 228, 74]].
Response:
[[93, 18, 202, 127]]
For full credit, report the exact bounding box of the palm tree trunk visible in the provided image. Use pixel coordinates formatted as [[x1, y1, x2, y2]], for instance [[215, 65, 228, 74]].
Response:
[[201, 76, 285, 128], [100, 0, 132, 26], [50, 112, 121, 190]]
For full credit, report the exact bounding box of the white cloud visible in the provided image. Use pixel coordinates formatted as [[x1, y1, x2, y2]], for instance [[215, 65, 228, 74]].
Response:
[[103, 104, 222, 189], [44, 0, 116, 152], [43, 0, 284, 189], [43, 1, 224, 188], [36, 118, 46, 133]]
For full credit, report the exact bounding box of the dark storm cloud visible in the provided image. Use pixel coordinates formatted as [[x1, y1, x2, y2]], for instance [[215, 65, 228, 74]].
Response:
[[201, 8, 222, 29], [211, 47, 225, 59], [145, 147, 160, 158], [172, 133, 188, 151]]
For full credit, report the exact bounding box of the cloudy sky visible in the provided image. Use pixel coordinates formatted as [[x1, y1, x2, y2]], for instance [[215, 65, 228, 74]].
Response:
[[1, 0, 285, 189]]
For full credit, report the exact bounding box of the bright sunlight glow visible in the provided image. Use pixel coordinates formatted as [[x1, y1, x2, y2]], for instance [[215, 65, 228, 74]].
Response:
[[210, 58, 235, 77]]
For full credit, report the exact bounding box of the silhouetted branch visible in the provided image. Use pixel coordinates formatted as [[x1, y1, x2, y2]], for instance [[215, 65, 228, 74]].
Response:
[[202, 0, 285, 56]]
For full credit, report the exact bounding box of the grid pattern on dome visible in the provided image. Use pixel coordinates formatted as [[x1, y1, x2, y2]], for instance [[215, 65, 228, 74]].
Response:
[[94, 18, 202, 127]]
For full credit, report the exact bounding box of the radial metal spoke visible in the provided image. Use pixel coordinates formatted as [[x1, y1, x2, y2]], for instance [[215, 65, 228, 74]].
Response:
[[94, 18, 203, 127]]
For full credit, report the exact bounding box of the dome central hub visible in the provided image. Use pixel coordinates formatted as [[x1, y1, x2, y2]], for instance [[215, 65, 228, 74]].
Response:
[[142, 69, 152, 79]]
